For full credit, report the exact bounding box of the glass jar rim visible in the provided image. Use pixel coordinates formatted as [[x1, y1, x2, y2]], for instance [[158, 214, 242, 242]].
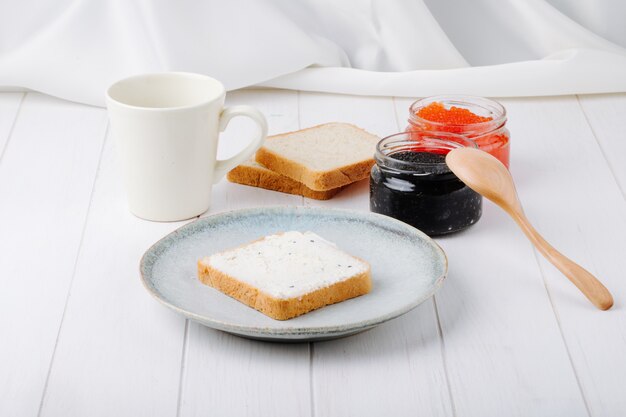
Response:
[[408, 95, 507, 131], [375, 130, 477, 173]]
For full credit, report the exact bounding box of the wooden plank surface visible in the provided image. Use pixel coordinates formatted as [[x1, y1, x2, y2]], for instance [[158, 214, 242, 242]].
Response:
[[578, 94, 626, 195], [0, 93, 107, 417], [529, 95, 626, 417], [179, 90, 311, 417], [394, 97, 589, 417], [300, 92, 453, 417], [38, 129, 187, 416], [1, 90, 626, 417]]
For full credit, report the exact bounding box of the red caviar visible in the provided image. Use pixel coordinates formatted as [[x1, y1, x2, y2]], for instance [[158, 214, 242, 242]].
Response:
[[417, 102, 492, 125], [407, 98, 510, 168]]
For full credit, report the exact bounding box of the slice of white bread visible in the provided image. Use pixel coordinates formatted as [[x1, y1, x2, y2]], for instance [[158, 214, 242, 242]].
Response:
[[255, 123, 380, 191], [227, 158, 345, 200], [197, 231, 372, 320]]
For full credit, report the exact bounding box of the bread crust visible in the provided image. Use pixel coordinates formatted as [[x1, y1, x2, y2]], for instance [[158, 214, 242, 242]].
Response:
[[255, 147, 374, 191], [227, 164, 344, 200], [197, 260, 372, 320]]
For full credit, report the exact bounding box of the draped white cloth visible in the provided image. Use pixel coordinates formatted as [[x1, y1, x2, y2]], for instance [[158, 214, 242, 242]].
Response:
[[1, 0, 625, 107]]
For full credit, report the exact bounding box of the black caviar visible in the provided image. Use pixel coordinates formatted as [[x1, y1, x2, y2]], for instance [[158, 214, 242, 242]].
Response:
[[392, 151, 446, 164], [370, 133, 482, 236]]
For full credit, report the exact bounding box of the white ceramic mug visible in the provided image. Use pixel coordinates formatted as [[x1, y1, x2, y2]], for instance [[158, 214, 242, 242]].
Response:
[[106, 72, 267, 221]]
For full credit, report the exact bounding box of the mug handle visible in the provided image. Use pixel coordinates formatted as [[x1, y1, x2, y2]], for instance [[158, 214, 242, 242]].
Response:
[[213, 105, 268, 183]]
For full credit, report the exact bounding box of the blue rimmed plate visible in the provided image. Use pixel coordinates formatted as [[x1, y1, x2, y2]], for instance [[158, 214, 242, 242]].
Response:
[[140, 206, 447, 342]]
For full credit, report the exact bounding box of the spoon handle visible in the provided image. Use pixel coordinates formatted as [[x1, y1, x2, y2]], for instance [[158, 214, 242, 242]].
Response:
[[509, 211, 613, 310]]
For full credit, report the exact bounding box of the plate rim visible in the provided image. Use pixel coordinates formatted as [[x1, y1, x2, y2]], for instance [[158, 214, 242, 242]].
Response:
[[139, 206, 448, 337]]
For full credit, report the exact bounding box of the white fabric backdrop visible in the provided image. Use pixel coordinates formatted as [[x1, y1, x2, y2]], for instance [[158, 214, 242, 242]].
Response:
[[1, 0, 625, 106]]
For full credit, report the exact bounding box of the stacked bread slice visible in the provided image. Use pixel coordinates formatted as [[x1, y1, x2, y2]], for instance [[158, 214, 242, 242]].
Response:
[[227, 123, 380, 200]]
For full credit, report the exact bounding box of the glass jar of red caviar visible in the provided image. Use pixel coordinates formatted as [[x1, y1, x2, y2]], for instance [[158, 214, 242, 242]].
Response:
[[370, 131, 482, 236], [407, 95, 510, 168]]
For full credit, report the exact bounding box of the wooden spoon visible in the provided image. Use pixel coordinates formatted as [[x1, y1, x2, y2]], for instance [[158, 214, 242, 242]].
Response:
[[446, 147, 613, 310]]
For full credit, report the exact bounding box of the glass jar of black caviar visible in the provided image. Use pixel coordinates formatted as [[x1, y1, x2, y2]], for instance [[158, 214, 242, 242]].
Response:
[[370, 131, 482, 236]]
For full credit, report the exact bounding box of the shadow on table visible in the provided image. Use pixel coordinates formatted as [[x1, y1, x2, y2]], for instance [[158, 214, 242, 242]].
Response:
[[192, 293, 462, 356]]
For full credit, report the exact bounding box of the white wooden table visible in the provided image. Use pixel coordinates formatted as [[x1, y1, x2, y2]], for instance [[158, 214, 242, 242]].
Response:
[[1, 89, 625, 417]]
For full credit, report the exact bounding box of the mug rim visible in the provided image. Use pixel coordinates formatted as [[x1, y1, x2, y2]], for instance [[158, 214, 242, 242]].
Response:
[[106, 72, 226, 112]]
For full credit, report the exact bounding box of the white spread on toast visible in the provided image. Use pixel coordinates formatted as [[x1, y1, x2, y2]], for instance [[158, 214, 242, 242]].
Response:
[[204, 231, 368, 299]]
